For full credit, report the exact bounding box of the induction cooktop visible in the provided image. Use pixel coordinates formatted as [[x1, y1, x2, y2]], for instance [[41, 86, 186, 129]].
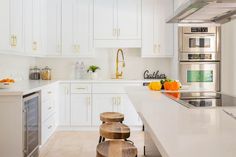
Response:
[[163, 92, 236, 108]]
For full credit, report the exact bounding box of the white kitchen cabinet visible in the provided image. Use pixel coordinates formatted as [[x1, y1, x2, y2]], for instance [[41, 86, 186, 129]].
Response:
[[10, 0, 24, 53], [0, 0, 24, 53], [24, 0, 45, 55], [46, 0, 62, 56], [61, 0, 93, 57], [93, 0, 141, 48], [0, 0, 10, 52], [117, 0, 141, 40], [92, 94, 117, 126], [71, 94, 92, 126], [142, 0, 174, 58], [59, 83, 71, 126], [93, 0, 116, 40]]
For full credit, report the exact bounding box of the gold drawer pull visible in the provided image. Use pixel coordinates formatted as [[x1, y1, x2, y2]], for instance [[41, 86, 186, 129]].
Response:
[[76, 87, 86, 90]]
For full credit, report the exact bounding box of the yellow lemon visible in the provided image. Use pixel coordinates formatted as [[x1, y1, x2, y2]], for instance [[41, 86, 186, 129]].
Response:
[[149, 82, 162, 91]]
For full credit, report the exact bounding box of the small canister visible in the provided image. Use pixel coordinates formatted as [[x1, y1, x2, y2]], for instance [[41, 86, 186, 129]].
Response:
[[29, 66, 41, 80], [41, 66, 52, 80]]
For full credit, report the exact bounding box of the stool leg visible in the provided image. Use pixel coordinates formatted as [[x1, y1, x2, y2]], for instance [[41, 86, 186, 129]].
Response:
[[98, 136, 102, 143]]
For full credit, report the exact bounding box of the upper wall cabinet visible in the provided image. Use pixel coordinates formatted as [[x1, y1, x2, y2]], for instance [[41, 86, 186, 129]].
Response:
[[93, 0, 141, 48], [0, 0, 24, 54], [24, 0, 47, 55], [141, 0, 174, 58], [61, 0, 93, 57], [47, 0, 62, 56]]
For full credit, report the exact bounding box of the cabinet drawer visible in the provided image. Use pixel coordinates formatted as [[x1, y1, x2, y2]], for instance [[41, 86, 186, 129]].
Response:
[[93, 83, 141, 94], [42, 99, 55, 121], [41, 86, 55, 102], [71, 83, 91, 94], [42, 114, 56, 144]]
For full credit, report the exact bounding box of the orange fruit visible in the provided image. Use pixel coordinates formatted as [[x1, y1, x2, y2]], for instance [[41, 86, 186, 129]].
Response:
[[169, 81, 180, 91], [164, 82, 171, 90]]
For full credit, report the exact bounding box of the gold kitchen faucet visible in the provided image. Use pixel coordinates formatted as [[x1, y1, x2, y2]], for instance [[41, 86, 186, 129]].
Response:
[[116, 49, 125, 79]]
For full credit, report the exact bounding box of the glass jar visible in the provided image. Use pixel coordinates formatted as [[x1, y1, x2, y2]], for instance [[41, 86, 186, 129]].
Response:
[[29, 66, 41, 80], [41, 66, 52, 80]]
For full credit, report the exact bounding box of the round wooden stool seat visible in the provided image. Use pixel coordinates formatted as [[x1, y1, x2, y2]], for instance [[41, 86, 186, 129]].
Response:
[[100, 112, 124, 123], [100, 122, 130, 140], [96, 141, 137, 157]]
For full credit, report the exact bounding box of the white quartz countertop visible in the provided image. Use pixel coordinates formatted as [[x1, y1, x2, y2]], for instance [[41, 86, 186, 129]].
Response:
[[0, 79, 154, 95], [126, 86, 236, 157]]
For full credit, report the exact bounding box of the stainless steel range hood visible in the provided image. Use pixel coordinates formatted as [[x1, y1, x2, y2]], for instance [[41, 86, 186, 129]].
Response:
[[167, 0, 236, 24]]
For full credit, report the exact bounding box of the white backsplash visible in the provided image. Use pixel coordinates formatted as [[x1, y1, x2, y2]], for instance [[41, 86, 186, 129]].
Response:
[[36, 49, 171, 80], [0, 54, 36, 80]]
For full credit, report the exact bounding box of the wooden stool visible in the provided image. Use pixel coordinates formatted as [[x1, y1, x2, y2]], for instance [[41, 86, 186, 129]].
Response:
[[99, 122, 130, 143], [100, 112, 124, 123], [97, 141, 137, 157]]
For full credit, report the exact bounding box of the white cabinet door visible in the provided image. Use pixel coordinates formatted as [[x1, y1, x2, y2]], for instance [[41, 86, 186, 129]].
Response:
[[62, 0, 93, 57], [92, 94, 116, 126], [118, 94, 142, 126], [142, 0, 174, 58], [94, 0, 116, 40], [0, 0, 10, 52], [47, 0, 61, 56], [0, 0, 24, 53], [117, 0, 141, 40], [154, 0, 174, 57], [24, 0, 42, 54], [59, 83, 71, 126], [10, 0, 24, 52], [141, 0, 155, 57], [71, 94, 92, 126]]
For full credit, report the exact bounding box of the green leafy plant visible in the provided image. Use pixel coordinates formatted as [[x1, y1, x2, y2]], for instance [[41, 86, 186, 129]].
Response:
[[87, 65, 100, 73]]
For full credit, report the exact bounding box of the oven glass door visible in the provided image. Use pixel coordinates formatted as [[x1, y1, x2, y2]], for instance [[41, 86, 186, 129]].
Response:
[[179, 62, 220, 91], [182, 34, 216, 52]]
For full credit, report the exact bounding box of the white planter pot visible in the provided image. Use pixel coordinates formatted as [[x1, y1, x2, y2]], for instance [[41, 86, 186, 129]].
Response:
[[90, 72, 98, 80]]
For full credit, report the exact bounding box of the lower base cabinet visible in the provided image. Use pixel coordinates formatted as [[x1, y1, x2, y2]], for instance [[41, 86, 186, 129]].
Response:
[[71, 94, 92, 126], [92, 94, 118, 126], [58, 83, 143, 130]]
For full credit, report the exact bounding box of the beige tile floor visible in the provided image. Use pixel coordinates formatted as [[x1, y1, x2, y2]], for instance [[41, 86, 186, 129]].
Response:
[[39, 131, 144, 157]]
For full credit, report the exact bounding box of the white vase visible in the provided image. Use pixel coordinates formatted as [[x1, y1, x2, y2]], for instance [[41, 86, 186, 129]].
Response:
[[90, 72, 98, 80]]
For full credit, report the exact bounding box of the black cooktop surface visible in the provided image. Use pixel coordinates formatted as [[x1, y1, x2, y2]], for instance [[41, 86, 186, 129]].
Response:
[[164, 92, 236, 108]]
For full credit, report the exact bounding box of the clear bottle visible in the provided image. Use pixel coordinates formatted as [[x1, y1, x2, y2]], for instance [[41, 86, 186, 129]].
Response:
[[75, 61, 80, 80], [79, 62, 86, 79]]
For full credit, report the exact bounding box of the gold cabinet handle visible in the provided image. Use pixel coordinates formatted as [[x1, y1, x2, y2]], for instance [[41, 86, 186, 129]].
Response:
[[154, 44, 161, 53], [14, 36, 17, 47], [10, 35, 16, 47], [32, 41, 37, 51], [73, 44, 80, 53]]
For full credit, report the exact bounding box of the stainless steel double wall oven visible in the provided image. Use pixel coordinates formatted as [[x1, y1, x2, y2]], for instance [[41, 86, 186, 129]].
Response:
[[179, 26, 221, 91]]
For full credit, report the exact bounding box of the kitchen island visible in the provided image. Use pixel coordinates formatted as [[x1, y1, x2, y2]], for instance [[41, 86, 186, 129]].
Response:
[[127, 86, 236, 157]]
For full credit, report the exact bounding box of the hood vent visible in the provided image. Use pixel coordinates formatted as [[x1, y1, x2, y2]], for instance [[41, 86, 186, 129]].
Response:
[[167, 0, 236, 24]]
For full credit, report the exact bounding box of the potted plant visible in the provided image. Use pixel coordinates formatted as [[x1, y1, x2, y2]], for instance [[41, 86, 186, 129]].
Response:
[[87, 65, 100, 80]]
